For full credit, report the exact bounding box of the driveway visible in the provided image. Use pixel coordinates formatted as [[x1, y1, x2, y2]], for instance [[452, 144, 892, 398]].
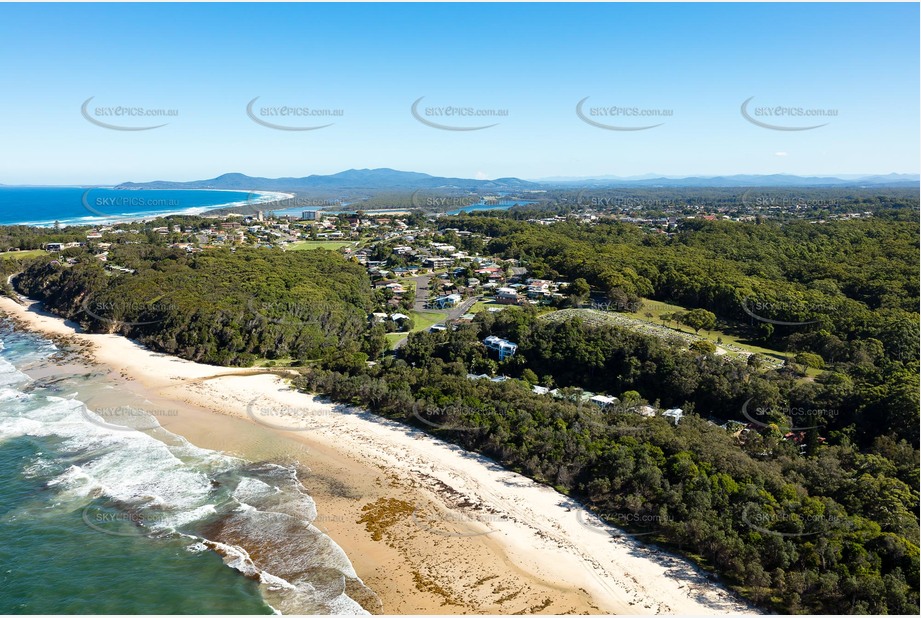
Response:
[[411, 273, 434, 312], [392, 295, 481, 350]]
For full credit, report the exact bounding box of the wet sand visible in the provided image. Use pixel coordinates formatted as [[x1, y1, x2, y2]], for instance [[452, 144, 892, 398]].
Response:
[[1, 295, 756, 615]]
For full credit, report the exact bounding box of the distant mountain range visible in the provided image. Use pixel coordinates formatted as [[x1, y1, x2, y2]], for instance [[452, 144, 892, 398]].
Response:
[[537, 173, 920, 188], [115, 169, 539, 193], [111, 169, 919, 192]]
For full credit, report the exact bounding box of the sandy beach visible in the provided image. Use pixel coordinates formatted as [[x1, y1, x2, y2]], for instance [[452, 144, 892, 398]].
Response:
[[0, 294, 756, 616], [214, 190, 296, 209]]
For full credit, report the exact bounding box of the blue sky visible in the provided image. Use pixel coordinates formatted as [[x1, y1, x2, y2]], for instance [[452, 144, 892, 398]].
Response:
[[0, 2, 917, 184]]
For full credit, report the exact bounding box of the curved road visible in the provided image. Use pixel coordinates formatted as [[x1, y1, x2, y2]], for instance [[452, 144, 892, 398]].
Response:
[[394, 291, 480, 349]]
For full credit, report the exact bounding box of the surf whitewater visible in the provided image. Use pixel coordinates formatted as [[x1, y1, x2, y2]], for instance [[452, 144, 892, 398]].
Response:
[[0, 323, 378, 614]]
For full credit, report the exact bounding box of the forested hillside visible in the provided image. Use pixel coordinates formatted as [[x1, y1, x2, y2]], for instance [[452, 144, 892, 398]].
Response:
[[301, 310, 919, 615], [445, 214, 919, 438], [2, 205, 917, 614], [15, 246, 373, 365]]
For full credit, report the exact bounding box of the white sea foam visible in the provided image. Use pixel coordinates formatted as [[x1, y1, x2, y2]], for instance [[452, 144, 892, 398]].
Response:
[[0, 357, 29, 389], [0, 336, 374, 615]]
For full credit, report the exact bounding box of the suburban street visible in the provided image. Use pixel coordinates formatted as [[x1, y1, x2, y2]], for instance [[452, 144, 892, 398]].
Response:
[[393, 280, 480, 349], [410, 273, 434, 312]]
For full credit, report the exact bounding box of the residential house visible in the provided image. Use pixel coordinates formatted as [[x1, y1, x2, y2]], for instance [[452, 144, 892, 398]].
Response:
[[433, 293, 462, 309], [590, 395, 619, 408], [496, 287, 520, 305], [634, 405, 656, 417], [483, 335, 518, 360], [526, 279, 552, 298], [423, 256, 453, 269], [663, 408, 684, 425]]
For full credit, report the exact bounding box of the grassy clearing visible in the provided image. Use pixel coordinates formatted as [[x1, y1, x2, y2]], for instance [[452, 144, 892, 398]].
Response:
[[623, 298, 792, 365], [384, 332, 405, 347], [287, 240, 354, 251], [470, 299, 500, 313], [471, 297, 528, 314], [252, 357, 298, 368], [384, 310, 449, 349], [0, 249, 44, 261], [411, 310, 447, 329]]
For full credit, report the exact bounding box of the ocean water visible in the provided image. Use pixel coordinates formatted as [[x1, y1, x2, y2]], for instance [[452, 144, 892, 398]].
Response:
[[258, 201, 537, 219], [0, 187, 285, 227], [0, 325, 374, 614], [446, 199, 536, 215]]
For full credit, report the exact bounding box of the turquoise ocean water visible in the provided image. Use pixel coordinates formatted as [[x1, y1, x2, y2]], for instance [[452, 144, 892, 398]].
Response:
[[0, 324, 372, 614], [445, 199, 536, 215], [0, 187, 281, 227]]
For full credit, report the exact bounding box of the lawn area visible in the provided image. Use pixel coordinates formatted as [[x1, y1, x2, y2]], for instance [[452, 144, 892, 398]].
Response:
[[470, 299, 500, 313], [384, 332, 405, 347], [623, 298, 688, 321], [0, 249, 44, 261], [384, 310, 449, 349], [410, 310, 448, 331], [470, 298, 526, 314], [286, 240, 354, 251], [620, 298, 802, 367], [252, 357, 298, 368]]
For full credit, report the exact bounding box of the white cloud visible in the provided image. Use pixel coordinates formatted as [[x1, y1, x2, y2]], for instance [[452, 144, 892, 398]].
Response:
[[774, 152, 788, 157], [474, 171, 489, 180]]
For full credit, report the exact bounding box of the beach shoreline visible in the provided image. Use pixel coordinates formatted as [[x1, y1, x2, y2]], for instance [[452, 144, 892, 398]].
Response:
[[0, 294, 757, 616], [0, 187, 293, 228], [200, 189, 295, 213]]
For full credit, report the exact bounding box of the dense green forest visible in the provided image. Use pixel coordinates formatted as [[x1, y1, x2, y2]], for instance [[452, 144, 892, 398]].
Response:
[[478, 308, 918, 449], [446, 212, 918, 366], [0, 225, 88, 251], [307, 209, 918, 613], [14, 245, 374, 365], [538, 186, 918, 218], [1, 203, 917, 614], [300, 310, 919, 615], [439, 212, 920, 448]]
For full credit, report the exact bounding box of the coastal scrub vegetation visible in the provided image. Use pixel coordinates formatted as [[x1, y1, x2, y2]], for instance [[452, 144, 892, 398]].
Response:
[[14, 245, 374, 366], [1, 203, 917, 614], [300, 309, 919, 614]]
